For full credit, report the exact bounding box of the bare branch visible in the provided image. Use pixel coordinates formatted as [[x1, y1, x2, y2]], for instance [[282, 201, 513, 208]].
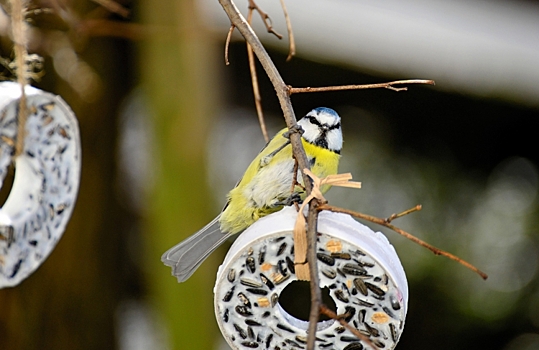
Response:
[[320, 305, 377, 350], [225, 25, 235, 65], [318, 204, 489, 280], [386, 204, 422, 223], [289, 79, 436, 95], [247, 0, 283, 39], [247, 7, 269, 142], [279, 0, 296, 61]]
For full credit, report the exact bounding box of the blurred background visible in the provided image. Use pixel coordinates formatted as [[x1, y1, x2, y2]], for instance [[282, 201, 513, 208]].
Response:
[[0, 0, 538, 349]]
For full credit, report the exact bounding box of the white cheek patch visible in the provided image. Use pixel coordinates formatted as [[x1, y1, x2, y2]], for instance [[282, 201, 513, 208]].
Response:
[[0, 82, 81, 288]]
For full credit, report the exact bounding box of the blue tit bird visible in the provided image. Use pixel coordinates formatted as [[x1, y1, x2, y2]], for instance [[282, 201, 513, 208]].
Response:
[[161, 107, 343, 282]]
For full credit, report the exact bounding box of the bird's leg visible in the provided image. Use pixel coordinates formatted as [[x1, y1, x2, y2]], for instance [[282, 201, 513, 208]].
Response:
[[273, 192, 302, 207]]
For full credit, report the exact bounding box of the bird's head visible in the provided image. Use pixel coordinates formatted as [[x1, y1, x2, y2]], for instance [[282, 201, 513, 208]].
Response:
[[298, 107, 342, 154]]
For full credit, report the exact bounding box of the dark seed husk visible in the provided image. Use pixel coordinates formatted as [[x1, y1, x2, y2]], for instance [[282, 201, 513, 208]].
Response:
[[358, 309, 366, 323], [223, 286, 235, 302], [286, 256, 295, 274], [223, 309, 229, 323], [340, 336, 360, 342], [258, 247, 266, 265], [277, 323, 296, 333], [389, 323, 398, 342], [353, 278, 368, 296], [277, 242, 287, 256], [262, 311, 271, 318], [271, 293, 279, 307], [237, 292, 251, 307], [365, 282, 386, 296], [390, 295, 401, 310], [342, 263, 367, 276], [337, 268, 346, 278], [235, 305, 253, 317], [343, 342, 364, 350], [246, 288, 268, 296], [322, 268, 336, 279], [354, 298, 374, 307], [227, 269, 236, 283], [247, 326, 255, 339], [344, 306, 355, 322], [317, 253, 335, 266], [266, 334, 273, 348], [365, 323, 380, 337], [234, 323, 247, 339], [246, 257, 256, 273], [284, 339, 302, 348], [335, 290, 349, 303], [260, 273, 275, 290], [241, 341, 259, 348], [335, 326, 346, 334], [331, 252, 352, 260], [373, 339, 386, 348], [245, 319, 262, 326], [278, 260, 288, 275]]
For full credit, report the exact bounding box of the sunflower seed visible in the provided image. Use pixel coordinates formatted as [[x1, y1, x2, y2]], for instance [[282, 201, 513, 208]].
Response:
[[322, 268, 336, 279], [237, 292, 251, 307], [246, 257, 256, 273], [234, 323, 247, 339], [223, 286, 235, 302], [260, 273, 275, 290], [286, 256, 295, 274], [227, 269, 236, 283], [343, 343, 363, 350], [277, 242, 287, 256], [241, 278, 263, 288], [353, 278, 368, 296], [365, 282, 386, 297], [390, 295, 401, 310], [235, 305, 253, 317], [317, 253, 335, 266], [342, 263, 367, 276]]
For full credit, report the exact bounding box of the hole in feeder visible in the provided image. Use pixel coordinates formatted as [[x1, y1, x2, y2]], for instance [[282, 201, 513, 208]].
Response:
[[278, 280, 336, 329]]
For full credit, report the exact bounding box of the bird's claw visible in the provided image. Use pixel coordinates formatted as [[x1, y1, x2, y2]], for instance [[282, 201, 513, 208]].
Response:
[[283, 124, 304, 139]]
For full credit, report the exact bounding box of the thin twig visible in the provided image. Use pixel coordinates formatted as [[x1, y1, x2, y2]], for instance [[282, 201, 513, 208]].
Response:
[[288, 79, 436, 95], [247, 6, 269, 142], [247, 0, 283, 39], [386, 204, 422, 223], [10, 0, 29, 157], [224, 25, 235, 65], [319, 305, 377, 350], [279, 0, 295, 61], [318, 204, 489, 280]]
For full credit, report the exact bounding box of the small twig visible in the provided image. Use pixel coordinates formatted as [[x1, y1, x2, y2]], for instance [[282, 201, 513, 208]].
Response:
[[224, 25, 235, 65], [306, 202, 321, 350], [319, 305, 377, 350], [288, 79, 436, 95], [10, 0, 29, 157], [247, 0, 283, 39], [385, 204, 422, 223], [279, 0, 295, 61], [246, 7, 269, 142], [318, 204, 489, 280]]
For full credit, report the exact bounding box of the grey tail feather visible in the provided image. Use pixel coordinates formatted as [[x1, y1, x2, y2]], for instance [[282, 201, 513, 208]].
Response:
[[161, 214, 230, 282]]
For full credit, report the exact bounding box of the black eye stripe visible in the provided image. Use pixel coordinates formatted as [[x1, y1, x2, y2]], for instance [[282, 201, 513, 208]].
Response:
[[328, 122, 341, 130], [306, 116, 340, 131]]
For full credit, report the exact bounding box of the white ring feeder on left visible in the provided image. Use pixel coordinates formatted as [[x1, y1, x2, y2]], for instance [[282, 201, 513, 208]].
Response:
[[0, 82, 81, 288]]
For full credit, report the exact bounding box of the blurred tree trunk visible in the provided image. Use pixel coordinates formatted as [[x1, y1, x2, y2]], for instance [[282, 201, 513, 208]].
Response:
[[140, 0, 221, 349]]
